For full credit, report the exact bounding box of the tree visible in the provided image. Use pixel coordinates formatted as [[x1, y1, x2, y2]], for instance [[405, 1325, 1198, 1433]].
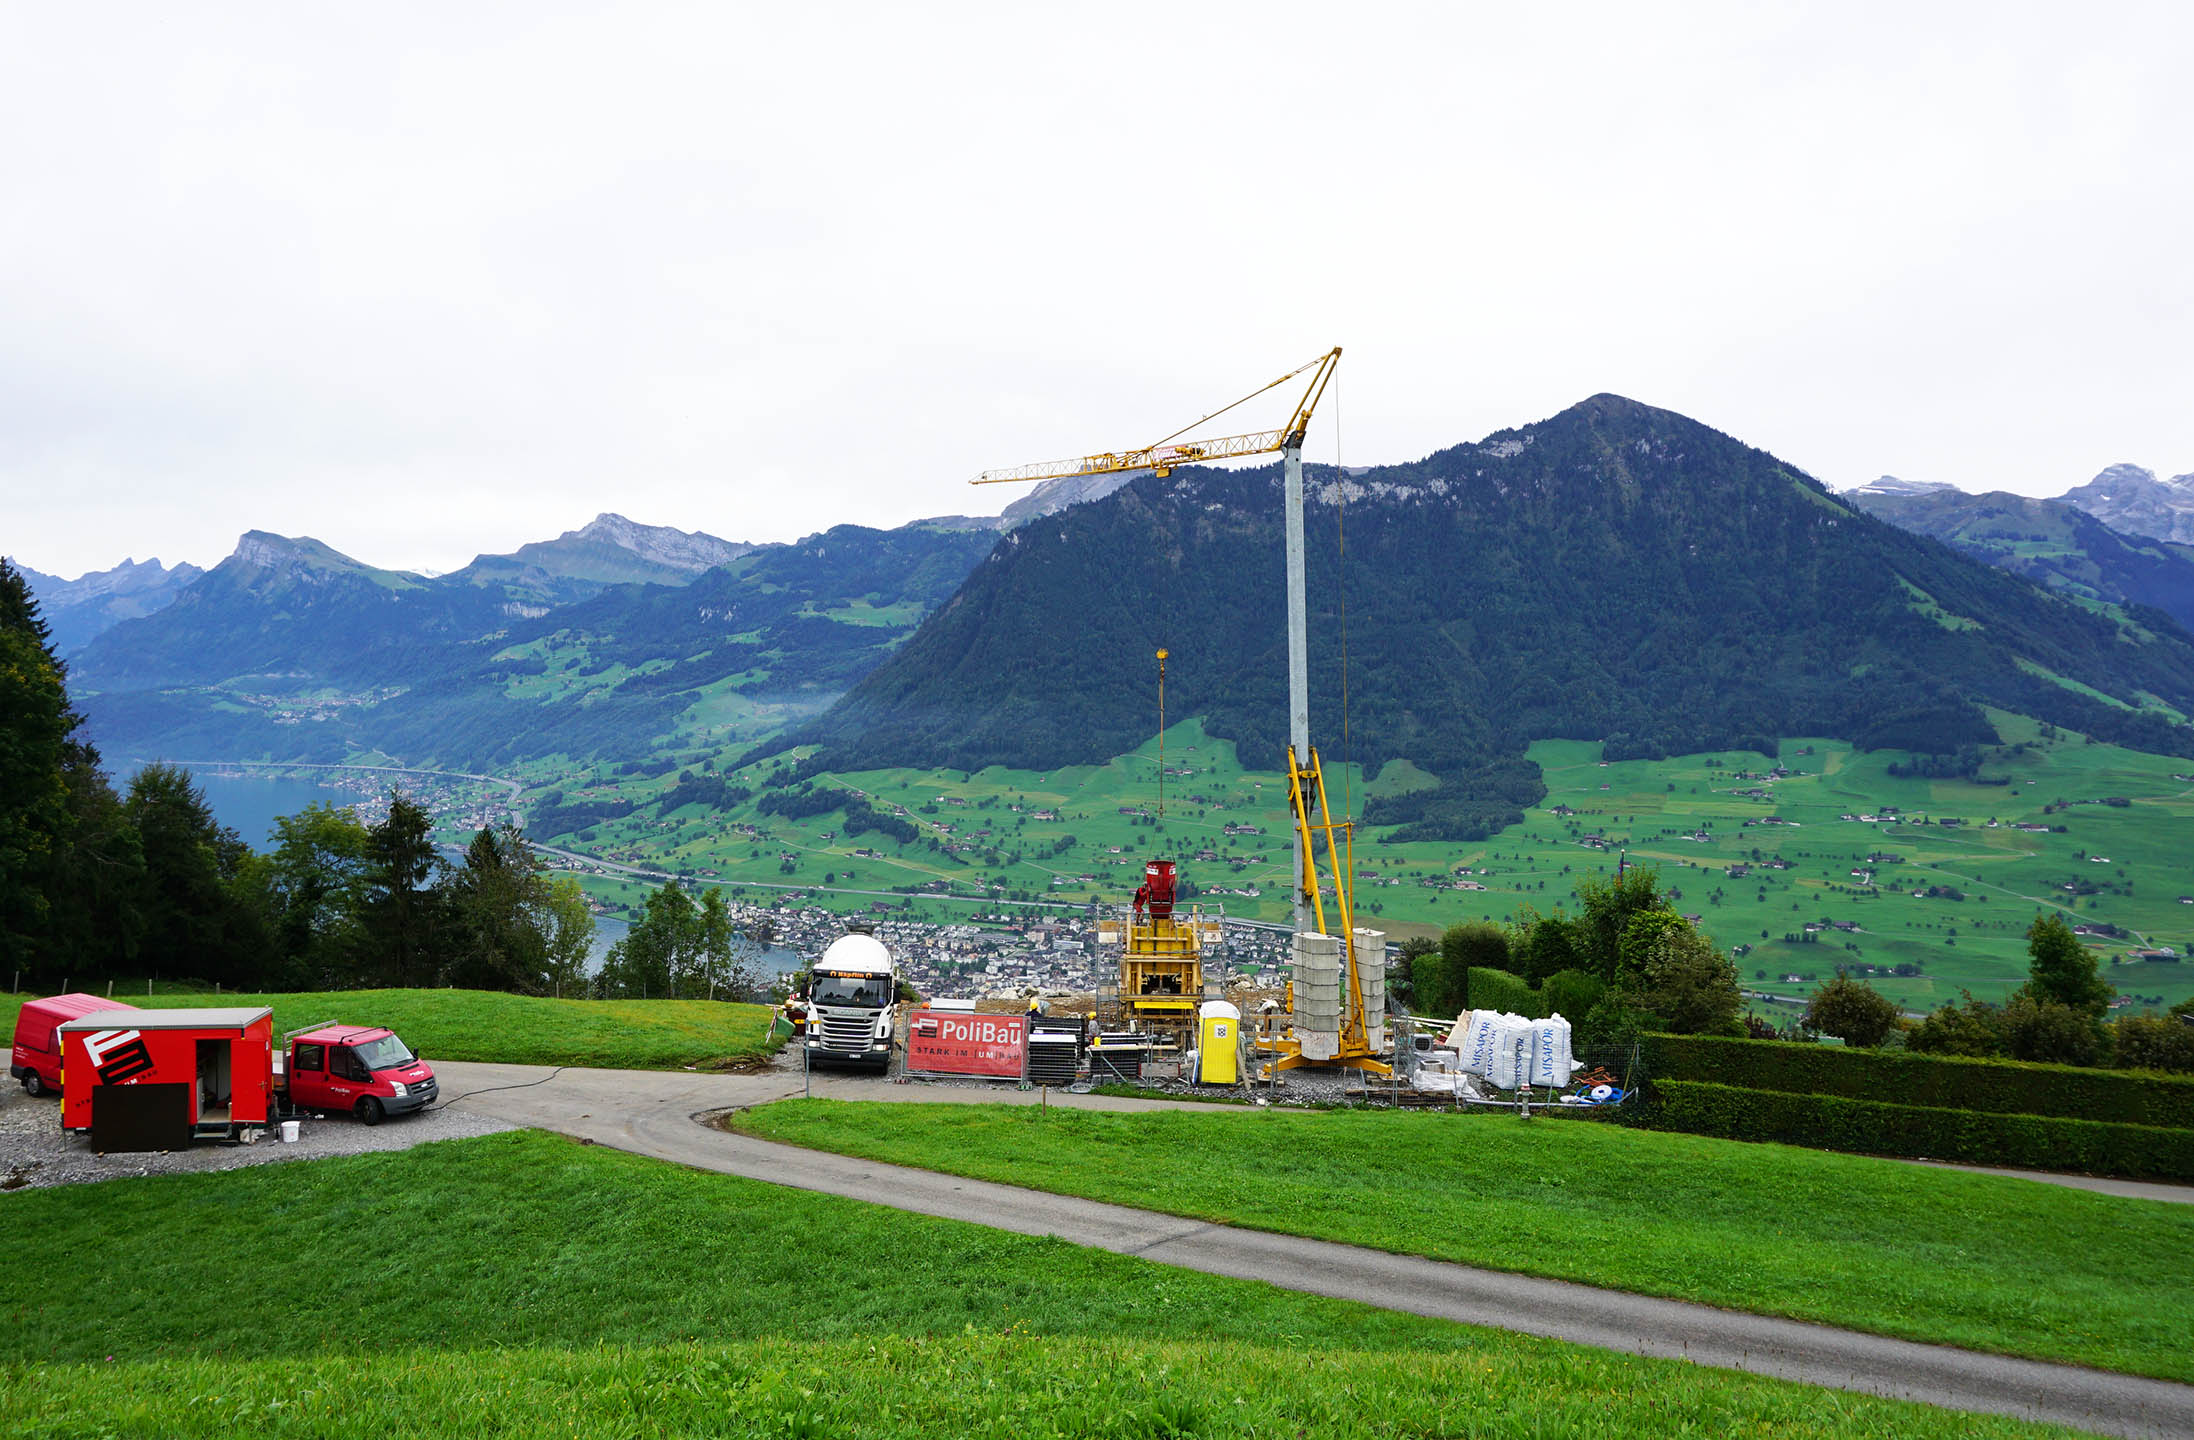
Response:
[[0, 561, 80, 977], [541, 875, 596, 997], [1392, 934, 1437, 1005], [266, 802, 373, 984], [1574, 866, 1668, 982], [1508, 906, 1585, 983], [446, 826, 551, 993], [359, 791, 447, 986], [1804, 976, 1900, 1048], [1591, 909, 1741, 1039], [127, 763, 267, 986], [599, 883, 700, 998], [693, 888, 761, 1000], [2023, 914, 2112, 1017]]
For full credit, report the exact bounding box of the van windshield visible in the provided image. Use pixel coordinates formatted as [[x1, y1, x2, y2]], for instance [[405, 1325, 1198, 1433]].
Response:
[[353, 1035, 417, 1072], [812, 974, 888, 1008]]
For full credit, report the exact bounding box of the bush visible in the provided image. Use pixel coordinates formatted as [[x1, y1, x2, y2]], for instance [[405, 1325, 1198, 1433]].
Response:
[[1804, 977, 1900, 1048], [1652, 1080, 2194, 1181], [1908, 992, 2006, 1058], [1433, 922, 1509, 1010], [1540, 968, 1607, 1022], [1639, 1032, 2194, 1130], [1465, 967, 1536, 1017], [2115, 1016, 2194, 1074], [2002, 996, 2108, 1067]]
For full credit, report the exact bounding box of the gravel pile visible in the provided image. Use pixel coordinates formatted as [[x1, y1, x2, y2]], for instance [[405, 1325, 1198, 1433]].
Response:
[[0, 1079, 518, 1193]]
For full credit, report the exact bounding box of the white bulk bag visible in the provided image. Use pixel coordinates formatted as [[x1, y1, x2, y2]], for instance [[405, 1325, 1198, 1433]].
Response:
[[1528, 1013, 1574, 1088], [1484, 1013, 1532, 1090], [1457, 1010, 1506, 1078]]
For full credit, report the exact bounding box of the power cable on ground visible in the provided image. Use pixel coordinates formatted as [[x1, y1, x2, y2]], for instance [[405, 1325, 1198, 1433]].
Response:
[[430, 1066, 569, 1112]]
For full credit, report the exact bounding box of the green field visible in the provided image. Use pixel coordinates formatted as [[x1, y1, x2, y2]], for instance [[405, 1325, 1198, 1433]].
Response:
[[730, 1100, 2194, 1383], [0, 988, 776, 1071], [0, 1131, 2079, 1438], [514, 710, 2194, 1015]]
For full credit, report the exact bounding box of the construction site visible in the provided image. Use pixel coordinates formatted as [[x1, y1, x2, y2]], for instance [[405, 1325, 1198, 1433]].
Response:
[[785, 350, 1630, 1114]]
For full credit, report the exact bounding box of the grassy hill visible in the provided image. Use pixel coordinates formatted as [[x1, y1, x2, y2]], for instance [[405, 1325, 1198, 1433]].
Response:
[[0, 988, 778, 1070], [732, 1099, 2194, 1382]]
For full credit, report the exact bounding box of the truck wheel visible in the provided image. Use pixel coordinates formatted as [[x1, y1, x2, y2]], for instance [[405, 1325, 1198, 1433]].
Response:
[[354, 1097, 385, 1127], [24, 1073, 46, 1097]]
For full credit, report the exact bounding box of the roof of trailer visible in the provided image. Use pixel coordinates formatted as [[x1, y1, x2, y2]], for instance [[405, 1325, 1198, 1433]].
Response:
[[57, 1006, 273, 1032]]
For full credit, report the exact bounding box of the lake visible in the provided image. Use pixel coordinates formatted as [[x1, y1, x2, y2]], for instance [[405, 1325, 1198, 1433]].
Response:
[[146, 767, 367, 849], [585, 913, 801, 979]]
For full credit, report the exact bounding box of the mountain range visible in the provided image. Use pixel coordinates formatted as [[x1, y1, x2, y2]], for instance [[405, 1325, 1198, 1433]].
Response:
[[30, 400, 2194, 844], [1842, 481, 2194, 633], [787, 396, 2194, 837], [12, 556, 204, 655]]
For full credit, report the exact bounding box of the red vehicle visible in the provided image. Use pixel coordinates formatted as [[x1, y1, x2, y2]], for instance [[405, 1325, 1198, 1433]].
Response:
[[57, 1006, 274, 1144], [12, 993, 137, 1096], [283, 1025, 437, 1125]]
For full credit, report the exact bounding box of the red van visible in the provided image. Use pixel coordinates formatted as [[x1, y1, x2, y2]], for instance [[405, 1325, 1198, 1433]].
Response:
[[284, 1025, 437, 1125], [12, 993, 137, 1096]]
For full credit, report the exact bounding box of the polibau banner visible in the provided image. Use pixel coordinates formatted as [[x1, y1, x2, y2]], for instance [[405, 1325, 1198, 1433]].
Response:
[[906, 1009, 1026, 1078]]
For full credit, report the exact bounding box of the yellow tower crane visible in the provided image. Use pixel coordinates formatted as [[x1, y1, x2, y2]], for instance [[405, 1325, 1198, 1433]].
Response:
[[972, 348, 1388, 1075]]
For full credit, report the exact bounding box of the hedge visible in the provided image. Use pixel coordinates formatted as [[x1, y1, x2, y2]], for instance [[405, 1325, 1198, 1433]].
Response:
[[1465, 967, 1536, 1017], [1641, 1032, 2194, 1131], [1653, 1080, 2194, 1181]]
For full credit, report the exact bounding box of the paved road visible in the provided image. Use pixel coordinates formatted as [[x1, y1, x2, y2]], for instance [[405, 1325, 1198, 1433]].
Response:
[[435, 1060, 2194, 1439]]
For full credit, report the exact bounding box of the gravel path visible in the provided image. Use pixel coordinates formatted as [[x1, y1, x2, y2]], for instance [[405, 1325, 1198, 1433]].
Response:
[[0, 1077, 516, 1192]]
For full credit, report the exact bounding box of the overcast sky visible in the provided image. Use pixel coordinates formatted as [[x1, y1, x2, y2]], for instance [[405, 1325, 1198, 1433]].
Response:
[[5, 2, 2190, 579]]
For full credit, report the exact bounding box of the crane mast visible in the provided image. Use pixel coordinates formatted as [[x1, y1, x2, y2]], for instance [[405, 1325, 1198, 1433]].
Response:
[[971, 347, 1385, 1075]]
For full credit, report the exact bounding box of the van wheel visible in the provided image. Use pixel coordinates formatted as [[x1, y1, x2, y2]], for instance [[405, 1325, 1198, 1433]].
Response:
[[24, 1073, 46, 1097], [354, 1097, 384, 1127]]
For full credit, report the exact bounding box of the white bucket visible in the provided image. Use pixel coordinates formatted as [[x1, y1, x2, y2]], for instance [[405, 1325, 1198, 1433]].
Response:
[[279, 1120, 301, 1143]]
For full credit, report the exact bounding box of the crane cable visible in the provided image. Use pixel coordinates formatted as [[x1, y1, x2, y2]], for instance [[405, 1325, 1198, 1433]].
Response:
[[1144, 352, 1333, 453]]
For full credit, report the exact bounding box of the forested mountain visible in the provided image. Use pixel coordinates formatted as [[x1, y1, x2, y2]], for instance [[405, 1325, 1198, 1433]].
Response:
[[73, 521, 997, 769], [1846, 485, 2194, 631], [790, 394, 2194, 839], [2056, 464, 2194, 544], [11, 556, 203, 654], [73, 532, 511, 692]]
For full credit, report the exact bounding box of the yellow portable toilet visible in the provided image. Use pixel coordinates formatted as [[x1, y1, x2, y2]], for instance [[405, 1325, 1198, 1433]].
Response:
[[1197, 1000, 1241, 1084]]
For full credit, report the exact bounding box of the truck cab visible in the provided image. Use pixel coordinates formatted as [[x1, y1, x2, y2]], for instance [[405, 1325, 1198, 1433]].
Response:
[[284, 1025, 437, 1125], [801, 930, 899, 1071]]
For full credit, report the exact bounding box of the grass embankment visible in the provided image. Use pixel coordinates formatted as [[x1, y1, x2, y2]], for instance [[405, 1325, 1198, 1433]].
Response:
[[0, 988, 776, 1071], [731, 1101, 2194, 1384], [0, 1132, 2076, 1438]]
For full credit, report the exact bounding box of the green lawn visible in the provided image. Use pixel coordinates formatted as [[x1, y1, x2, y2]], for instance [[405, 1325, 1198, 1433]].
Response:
[[0, 1132, 2077, 1438], [0, 988, 776, 1071], [730, 1100, 2194, 1383]]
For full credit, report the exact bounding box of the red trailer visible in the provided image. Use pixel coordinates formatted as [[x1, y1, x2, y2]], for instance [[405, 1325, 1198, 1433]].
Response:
[[56, 1006, 275, 1151], [11, 992, 138, 1096]]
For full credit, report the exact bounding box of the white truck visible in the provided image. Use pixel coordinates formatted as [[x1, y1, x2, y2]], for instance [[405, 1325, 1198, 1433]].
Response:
[[800, 930, 900, 1072]]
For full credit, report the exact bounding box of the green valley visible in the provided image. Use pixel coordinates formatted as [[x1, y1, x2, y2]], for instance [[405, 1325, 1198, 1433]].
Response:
[[510, 709, 2194, 1016]]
